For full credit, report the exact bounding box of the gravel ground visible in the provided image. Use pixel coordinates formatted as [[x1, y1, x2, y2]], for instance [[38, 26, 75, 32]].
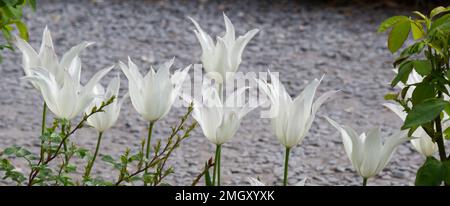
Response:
[[0, 0, 434, 186]]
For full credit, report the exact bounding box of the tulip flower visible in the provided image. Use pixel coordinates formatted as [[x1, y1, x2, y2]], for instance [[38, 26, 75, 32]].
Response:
[[248, 177, 307, 186], [189, 13, 259, 84], [187, 84, 256, 185], [15, 26, 94, 87], [383, 103, 438, 157], [25, 62, 113, 120], [83, 74, 129, 180], [256, 71, 337, 186], [86, 75, 129, 132], [15, 26, 93, 134], [325, 117, 410, 186], [119, 57, 190, 185]]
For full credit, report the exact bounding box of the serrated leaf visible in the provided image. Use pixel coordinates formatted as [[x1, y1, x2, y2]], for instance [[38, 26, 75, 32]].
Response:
[[388, 20, 411, 53]]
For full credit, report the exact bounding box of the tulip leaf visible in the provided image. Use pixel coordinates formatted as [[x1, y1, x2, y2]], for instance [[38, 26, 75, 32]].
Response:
[[388, 19, 411, 53], [402, 99, 449, 129], [204, 162, 212, 186], [415, 156, 443, 186]]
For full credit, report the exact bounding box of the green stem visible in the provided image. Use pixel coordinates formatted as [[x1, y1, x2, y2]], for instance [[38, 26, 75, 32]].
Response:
[[39, 103, 47, 162], [212, 144, 221, 186], [212, 145, 220, 186], [283, 147, 291, 186], [61, 124, 69, 163], [41, 102, 47, 134], [363, 178, 368, 186], [84, 132, 103, 180], [144, 121, 155, 186], [217, 144, 221, 186]]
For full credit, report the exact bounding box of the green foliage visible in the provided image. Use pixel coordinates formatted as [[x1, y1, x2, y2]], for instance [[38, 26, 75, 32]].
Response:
[[381, 6, 450, 186], [415, 156, 443, 186], [0, 0, 35, 62], [402, 99, 449, 129], [111, 104, 196, 186]]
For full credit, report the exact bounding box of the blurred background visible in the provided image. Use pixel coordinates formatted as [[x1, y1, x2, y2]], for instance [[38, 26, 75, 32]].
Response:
[[0, 0, 448, 185]]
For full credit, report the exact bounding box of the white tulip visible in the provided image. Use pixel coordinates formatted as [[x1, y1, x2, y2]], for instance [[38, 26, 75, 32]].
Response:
[[248, 177, 307, 186], [383, 103, 438, 157], [189, 13, 259, 83], [119, 57, 190, 122], [257, 71, 338, 148], [185, 83, 256, 186], [25, 60, 113, 120], [189, 85, 256, 145], [15, 26, 93, 88], [325, 117, 410, 182], [86, 75, 129, 132]]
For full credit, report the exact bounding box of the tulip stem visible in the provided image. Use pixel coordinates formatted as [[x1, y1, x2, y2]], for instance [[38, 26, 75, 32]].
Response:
[[41, 102, 47, 134], [83, 131, 103, 180], [283, 147, 291, 186], [362, 178, 367, 186], [61, 123, 69, 163], [144, 121, 155, 186], [39, 102, 47, 162], [212, 144, 222, 186]]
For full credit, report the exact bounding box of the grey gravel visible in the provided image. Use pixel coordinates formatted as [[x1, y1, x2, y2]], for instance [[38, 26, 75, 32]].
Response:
[[0, 0, 434, 186]]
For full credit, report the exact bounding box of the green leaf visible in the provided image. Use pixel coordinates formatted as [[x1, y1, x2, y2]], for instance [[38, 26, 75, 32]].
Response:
[[413, 60, 431, 76], [443, 127, 450, 140], [411, 83, 435, 106], [415, 156, 443, 186], [378, 16, 408, 32], [204, 162, 212, 186], [388, 19, 411, 53], [413, 11, 428, 21], [15, 21, 28, 41], [101, 155, 115, 164], [410, 21, 424, 40], [384, 93, 398, 101], [3, 147, 17, 155], [402, 99, 449, 129], [430, 6, 448, 18], [431, 13, 450, 30], [28, 0, 36, 11], [442, 161, 450, 185], [391, 61, 414, 87]]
